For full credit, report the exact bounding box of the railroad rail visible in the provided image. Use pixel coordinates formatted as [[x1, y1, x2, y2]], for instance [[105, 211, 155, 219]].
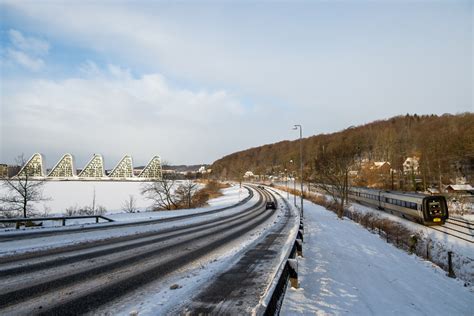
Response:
[[276, 184, 474, 244], [431, 217, 474, 243]]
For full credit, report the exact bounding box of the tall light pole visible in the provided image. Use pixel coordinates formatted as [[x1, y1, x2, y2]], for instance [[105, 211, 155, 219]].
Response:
[[290, 159, 296, 206], [293, 124, 304, 217]]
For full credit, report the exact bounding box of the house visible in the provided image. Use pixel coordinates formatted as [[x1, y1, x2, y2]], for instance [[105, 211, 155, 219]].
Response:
[[0, 164, 7, 178], [244, 171, 255, 178], [426, 187, 440, 195], [403, 157, 419, 174], [372, 161, 391, 173], [445, 184, 474, 194]]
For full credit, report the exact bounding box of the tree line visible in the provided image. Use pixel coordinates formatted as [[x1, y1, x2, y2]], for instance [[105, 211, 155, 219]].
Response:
[[212, 113, 474, 191]]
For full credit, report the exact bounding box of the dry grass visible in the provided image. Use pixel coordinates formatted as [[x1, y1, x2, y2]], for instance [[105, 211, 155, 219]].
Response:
[[192, 180, 229, 207]]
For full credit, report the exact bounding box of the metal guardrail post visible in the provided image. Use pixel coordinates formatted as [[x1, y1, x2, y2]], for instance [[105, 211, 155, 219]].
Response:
[[296, 239, 303, 257], [297, 229, 304, 242], [287, 258, 298, 289]]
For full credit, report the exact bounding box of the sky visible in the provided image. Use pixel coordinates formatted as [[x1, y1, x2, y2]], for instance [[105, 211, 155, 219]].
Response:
[[0, 1, 472, 168]]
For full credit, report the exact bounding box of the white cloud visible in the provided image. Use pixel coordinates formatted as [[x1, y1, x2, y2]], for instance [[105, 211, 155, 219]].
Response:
[[4, 2, 470, 115], [1, 64, 252, 166], [8, 29, 49, 56], [5, 29, 49, 71], [6, 48, 45, 71]]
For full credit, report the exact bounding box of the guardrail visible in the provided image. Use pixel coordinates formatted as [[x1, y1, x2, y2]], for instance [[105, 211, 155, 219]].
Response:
[[264, 217, 303, 315], [259, 188, 303, 315], [0, 215, 115, 229]]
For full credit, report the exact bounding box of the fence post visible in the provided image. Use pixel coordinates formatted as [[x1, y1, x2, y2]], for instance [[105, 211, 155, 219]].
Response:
[[447, 251, 456, 278], [96, 216, 99, 223], [62, 218, 66, 226], [426, 239, 431, 260]]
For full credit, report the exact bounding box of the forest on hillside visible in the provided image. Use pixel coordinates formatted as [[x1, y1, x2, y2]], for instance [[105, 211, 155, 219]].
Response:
[[211, 113, 474, 190]]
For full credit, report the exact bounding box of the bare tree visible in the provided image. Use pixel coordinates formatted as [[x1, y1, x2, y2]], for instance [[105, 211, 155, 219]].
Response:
[[311, 142, 355, 219], [141, 179, 179, 210], [230, 159, 247, 188], [175, 180, 198, 208], [0, 154, 48, 218], [122, 195, 138, 213]]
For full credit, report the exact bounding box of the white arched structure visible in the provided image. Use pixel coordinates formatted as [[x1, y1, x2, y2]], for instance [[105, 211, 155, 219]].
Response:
[[17, 153, 45, 177], [48, 153, 76, 178], [13, 153, 161, 181], [78, 154, 105, 178], [109, 155, 134, 178], [138, 155, 162, 179]]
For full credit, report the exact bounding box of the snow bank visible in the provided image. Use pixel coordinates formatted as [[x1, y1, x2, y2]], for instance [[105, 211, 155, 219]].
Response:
[[345, 203, 474, 283], [281, 198, 474, 315]]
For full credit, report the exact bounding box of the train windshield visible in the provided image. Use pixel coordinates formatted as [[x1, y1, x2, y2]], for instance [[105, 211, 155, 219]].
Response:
[[428, 201, 441, 216], [423, 196, 448, 222]]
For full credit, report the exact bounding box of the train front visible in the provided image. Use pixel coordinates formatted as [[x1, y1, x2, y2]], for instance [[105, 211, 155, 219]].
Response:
[[422, 196, 449, 225]]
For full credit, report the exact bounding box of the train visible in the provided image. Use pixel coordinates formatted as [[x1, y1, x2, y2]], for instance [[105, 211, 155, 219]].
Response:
[[348, 187, 449, 225]]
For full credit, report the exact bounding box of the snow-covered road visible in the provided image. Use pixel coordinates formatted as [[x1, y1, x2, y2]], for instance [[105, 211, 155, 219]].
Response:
[[282, 198, 474, 315]]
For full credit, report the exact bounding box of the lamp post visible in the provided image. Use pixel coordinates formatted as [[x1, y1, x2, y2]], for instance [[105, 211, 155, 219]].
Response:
[[293, 124, 304, 217], [290, 159, 296, 206]]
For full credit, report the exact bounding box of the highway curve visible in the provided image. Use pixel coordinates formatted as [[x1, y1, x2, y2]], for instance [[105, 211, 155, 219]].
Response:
[[181, 188, 298, 314], [0, 185, 289, 315]]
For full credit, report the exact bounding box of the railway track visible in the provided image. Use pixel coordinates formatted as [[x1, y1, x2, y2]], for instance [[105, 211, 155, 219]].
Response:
[[0, 186, 286, 314], [431, 217, 474, 243]]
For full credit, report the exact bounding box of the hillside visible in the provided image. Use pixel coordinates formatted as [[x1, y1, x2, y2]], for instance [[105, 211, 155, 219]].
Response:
[[211, 113, 474, 189]]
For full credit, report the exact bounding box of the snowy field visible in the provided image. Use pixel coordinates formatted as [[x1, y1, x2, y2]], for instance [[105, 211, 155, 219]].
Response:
[[0, 184, 251, 255], [2, 181, 160, 214], [0, 180, 249, 216], [280, 194, 474, 315]]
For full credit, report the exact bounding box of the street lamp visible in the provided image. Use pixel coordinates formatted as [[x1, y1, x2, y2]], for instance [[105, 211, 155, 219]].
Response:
[[290, 159, 296, 206], [293, 124, 304, 217]]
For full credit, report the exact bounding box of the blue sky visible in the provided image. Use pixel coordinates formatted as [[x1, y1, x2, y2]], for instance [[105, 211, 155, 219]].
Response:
[[0, 1, 472, 167]]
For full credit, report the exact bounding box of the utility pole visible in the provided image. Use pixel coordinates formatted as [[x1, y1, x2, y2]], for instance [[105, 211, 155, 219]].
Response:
[[293, 124, 304, 217], [293, 171, 297, 206]]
